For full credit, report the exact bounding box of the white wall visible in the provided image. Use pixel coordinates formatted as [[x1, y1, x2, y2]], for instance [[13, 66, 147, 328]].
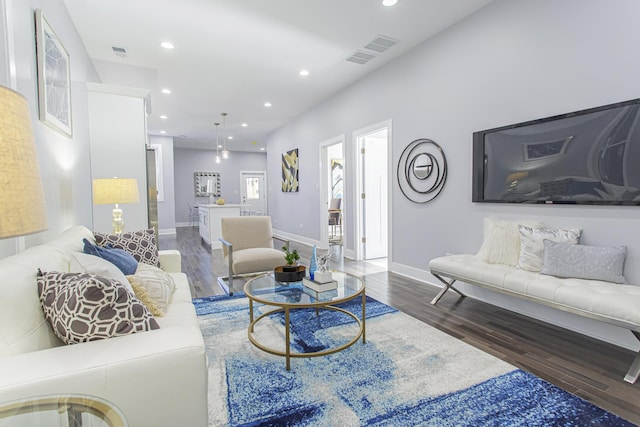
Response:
[[0, 0, 99, 257], [266, 0, 640, 349], [173, 148, 267, 225], [88, 85, 149, 234]]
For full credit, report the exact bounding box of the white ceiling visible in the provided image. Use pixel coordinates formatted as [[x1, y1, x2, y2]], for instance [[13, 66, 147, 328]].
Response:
[[62, 0, 493, 152]]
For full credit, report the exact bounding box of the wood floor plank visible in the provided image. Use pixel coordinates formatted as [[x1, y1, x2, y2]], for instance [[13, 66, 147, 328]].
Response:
[[161, 226, 640, 425]]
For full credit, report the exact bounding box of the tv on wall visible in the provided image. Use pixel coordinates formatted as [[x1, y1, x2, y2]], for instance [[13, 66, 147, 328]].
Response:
[[472, 98, 640, 205]]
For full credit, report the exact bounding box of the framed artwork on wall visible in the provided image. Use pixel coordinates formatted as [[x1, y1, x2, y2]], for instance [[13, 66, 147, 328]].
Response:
[[331, 158, 343, 199], [35, 9, 72, 137], [282, 148, 299, 192]]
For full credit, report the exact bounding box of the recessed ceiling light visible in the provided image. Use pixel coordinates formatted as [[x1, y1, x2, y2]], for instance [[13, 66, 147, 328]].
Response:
[[161, 88, 171, 94], [264, 102, 272, 107], [160, 41, 174, 49], [242, 123, 248, 127], [160, 130, 166, 134], [382, 0, 398, 6], [299, 69, 310, 77], [218, 144, 223, 149], [227, 136, 233, 140], [260, 147, 265, 151], [160, 115, 167, 119]]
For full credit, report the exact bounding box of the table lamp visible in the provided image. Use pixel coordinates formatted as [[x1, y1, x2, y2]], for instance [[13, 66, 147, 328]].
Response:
[[0, 86, 48, 239], [92, 178, 139, 235]]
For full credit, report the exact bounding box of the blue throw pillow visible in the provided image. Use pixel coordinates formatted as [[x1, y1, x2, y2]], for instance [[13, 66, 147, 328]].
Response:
[[83, 238, 138, 275]]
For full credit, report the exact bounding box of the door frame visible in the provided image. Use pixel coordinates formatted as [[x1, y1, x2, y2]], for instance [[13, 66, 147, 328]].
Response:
[[319, 135, 345, 249], [353, 119, 392, 261], [239, 170, 268, 215]]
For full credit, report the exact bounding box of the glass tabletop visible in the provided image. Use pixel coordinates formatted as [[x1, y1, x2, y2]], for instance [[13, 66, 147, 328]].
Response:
[[244, 271, 364, 306]]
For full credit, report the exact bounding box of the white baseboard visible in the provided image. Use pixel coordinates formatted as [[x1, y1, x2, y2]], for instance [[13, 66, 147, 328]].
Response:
[[272, 229, 324, 250], [159, 228, 176, 236]]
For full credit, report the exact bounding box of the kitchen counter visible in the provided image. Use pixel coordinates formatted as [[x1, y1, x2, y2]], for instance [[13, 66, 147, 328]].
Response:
[[198, 204, 241, 249]]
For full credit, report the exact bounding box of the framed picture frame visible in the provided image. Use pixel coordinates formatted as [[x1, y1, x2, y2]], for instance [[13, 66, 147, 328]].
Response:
[[35, 9, 72, 137], [281, 148, 299, 192]]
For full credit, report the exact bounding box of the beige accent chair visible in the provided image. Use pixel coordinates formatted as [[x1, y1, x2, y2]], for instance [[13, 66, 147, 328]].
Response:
[[218, 216, 288, 295]]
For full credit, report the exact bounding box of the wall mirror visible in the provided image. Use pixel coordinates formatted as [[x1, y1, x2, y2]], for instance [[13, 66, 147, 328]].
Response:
[[194, 172, 220, 197]]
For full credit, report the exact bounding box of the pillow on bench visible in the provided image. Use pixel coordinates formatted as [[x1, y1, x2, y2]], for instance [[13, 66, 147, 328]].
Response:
[[517, 225, 581, 272], [541, 240, 627, 284], [476, 217, 543, 266]]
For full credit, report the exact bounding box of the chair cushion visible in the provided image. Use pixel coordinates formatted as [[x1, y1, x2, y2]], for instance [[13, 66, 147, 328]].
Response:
[[220, 217, 274, 256], [229, 248, 285, 275]]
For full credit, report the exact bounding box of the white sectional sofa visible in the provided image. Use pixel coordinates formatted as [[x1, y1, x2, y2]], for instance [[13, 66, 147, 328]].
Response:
[[0, 226, 208, 426], [429, 218, 640, 384]]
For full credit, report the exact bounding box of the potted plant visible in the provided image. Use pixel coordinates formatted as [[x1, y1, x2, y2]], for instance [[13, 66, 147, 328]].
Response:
[[274, 245, 305, 282], [281, 246, 300, 272]]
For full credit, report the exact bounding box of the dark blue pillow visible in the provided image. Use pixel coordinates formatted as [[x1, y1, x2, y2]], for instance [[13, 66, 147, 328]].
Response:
[[83, 238, 138, 275]]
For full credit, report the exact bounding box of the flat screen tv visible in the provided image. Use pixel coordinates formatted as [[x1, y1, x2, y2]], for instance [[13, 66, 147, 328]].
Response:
[[472, 98, 640, 205]]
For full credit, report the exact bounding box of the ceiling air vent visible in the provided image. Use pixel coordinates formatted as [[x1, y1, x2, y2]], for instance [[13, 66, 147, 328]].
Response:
[[364, 35, 398, 53], [111, 46, 128, 57], [346, 50, 376, 65]]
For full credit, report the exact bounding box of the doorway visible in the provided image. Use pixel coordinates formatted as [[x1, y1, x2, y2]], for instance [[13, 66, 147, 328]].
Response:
[[355, 121, 390, 261], [240, 171, 267, 215], [320, 136, 345, 251]]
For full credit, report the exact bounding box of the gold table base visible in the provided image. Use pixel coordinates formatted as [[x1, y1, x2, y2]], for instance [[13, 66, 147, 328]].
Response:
[[247, 289, 366, 370]]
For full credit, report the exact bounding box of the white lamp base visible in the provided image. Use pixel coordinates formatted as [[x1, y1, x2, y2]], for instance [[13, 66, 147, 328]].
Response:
[[112, 204, 124, 235]]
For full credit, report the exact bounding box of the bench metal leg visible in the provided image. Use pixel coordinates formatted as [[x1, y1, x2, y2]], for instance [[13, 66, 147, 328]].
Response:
[[624, 331, 640, 384], [430, 273, 466, 305]]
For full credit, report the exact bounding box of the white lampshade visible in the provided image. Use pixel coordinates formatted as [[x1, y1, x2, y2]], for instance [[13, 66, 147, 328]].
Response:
[[0, 86, 48, 239], [92, 178, 140, 205]]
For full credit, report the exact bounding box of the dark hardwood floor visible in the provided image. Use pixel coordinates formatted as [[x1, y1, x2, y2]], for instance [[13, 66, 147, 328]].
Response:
[[160, 226, 640, 424]]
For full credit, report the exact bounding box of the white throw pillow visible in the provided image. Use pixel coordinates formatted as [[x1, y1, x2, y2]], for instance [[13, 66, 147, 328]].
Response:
[[126, 263, 176, 317], [69, 252, 134, 293], [476, 217, 543, 266], [517, 226, 582, 272]]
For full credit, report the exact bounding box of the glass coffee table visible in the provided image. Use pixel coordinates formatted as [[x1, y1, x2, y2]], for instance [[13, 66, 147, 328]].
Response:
[[244, 271, 366, 370]]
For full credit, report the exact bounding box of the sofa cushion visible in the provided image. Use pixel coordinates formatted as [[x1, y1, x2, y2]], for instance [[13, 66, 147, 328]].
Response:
[[127, 263, 176, 317], [83, 239, 138, 276], [38, 271, 159, 345], [541, 241, 627, 284], [70, 251, 133, 293], [517, 226, 581, 272], [228, 247, 285, 275], [94, 229, 160, 267], [476, 217, 543, 266], [0, 246, 72, 356]]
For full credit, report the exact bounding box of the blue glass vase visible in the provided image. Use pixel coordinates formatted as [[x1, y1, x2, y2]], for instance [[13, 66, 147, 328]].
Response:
[[309, 245, 317, 280]]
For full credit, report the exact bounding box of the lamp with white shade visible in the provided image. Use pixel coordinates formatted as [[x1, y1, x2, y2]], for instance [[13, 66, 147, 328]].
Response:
[[0, 86, 48, 239], [92, 178, 139, 235]]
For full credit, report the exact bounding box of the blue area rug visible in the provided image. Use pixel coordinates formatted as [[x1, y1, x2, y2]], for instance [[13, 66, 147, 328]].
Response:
[[195, 294, 634, 426]]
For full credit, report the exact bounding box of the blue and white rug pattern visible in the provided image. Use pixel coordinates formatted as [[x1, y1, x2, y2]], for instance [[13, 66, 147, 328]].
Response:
[[195, 294, 634, 426]]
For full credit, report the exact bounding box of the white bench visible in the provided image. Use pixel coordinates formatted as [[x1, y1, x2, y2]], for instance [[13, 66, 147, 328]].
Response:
[[429, 254, 640, 384]]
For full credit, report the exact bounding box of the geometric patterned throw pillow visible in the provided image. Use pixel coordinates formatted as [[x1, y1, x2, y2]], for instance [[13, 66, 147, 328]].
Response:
[[37, 270, 159, 345], [94, 229, 160, 267]]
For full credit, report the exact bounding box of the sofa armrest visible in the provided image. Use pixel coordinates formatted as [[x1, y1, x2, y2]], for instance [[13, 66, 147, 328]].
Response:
[[159, 249, 181, 273], [0, 325, 207, 427]]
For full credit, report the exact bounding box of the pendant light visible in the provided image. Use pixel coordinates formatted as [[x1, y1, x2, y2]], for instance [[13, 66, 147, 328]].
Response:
[[214, 122, 221, 164], [221, 112, 229, 160]]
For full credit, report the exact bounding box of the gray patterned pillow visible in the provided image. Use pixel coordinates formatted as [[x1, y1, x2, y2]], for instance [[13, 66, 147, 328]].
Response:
[[38, 270, 159, 345], [541, 241, 627, 284], [517, 225, 581, 272], [94, 229, 160, 267]]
